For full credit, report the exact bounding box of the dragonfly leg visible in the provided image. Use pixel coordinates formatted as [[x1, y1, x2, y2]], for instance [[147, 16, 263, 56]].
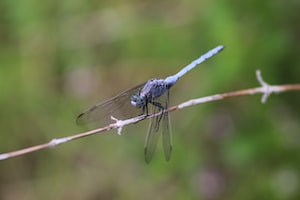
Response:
[[132, 103, 149, 125], [151, 101, 165, 132]]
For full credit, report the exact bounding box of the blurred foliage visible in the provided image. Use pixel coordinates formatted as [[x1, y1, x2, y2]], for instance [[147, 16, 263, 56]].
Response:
[[0, 0, 300, 199]]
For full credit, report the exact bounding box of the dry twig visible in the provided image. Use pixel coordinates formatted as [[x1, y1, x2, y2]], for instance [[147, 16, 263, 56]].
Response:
[[0, 70, 299, 161]]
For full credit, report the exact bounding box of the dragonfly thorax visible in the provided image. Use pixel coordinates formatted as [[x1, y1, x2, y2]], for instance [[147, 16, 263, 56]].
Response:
[[130, 79, 169, 108]]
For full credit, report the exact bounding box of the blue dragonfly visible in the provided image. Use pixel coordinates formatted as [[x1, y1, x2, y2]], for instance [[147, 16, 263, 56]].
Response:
[[76, 45, 224, 163]]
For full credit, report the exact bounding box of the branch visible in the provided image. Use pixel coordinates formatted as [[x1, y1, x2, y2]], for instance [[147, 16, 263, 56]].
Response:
[[1, 70, 300, 161]]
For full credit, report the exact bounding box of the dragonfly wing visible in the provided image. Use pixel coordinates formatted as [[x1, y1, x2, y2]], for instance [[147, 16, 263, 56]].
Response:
[[144, 104, 161, 163], [76, 82, 146, 127], [144, 90, 172, 163], [162, 90, 172, 161]]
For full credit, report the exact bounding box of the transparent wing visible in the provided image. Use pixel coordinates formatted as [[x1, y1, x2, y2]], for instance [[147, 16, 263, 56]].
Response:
[[76, 82, 145, 128], [144, 91, 172, 163], [144, 103, 161, 163], [162, 90, 172, 161]]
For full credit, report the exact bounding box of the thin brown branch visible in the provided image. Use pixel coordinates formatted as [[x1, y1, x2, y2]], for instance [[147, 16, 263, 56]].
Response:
[[0, 70, 299, 161]]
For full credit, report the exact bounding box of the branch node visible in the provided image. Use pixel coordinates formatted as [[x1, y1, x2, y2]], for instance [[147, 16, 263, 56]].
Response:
[[0, 154, 9, 160], [111, 116, 123, 135], [256, 70, 271, 103], [49, 138, 71, 147]]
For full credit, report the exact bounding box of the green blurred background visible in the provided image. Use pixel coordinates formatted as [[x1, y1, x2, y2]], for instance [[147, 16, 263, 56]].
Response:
[[1, 0, 300, 199]]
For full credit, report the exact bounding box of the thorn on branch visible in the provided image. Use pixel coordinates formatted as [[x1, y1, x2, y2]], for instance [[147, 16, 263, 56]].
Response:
[[256, 70, 271, 103], [111, 116, 123, 135]]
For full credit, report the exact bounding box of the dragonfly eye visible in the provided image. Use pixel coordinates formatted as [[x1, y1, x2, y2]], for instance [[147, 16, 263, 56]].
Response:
[[131, 94, 146, 108]]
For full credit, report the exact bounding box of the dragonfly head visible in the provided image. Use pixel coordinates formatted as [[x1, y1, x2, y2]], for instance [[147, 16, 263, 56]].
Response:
[[131, 93, 146, 108]]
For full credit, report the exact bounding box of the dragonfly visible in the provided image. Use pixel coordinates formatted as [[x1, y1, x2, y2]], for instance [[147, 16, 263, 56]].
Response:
[[76, 45, 224, 163]]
